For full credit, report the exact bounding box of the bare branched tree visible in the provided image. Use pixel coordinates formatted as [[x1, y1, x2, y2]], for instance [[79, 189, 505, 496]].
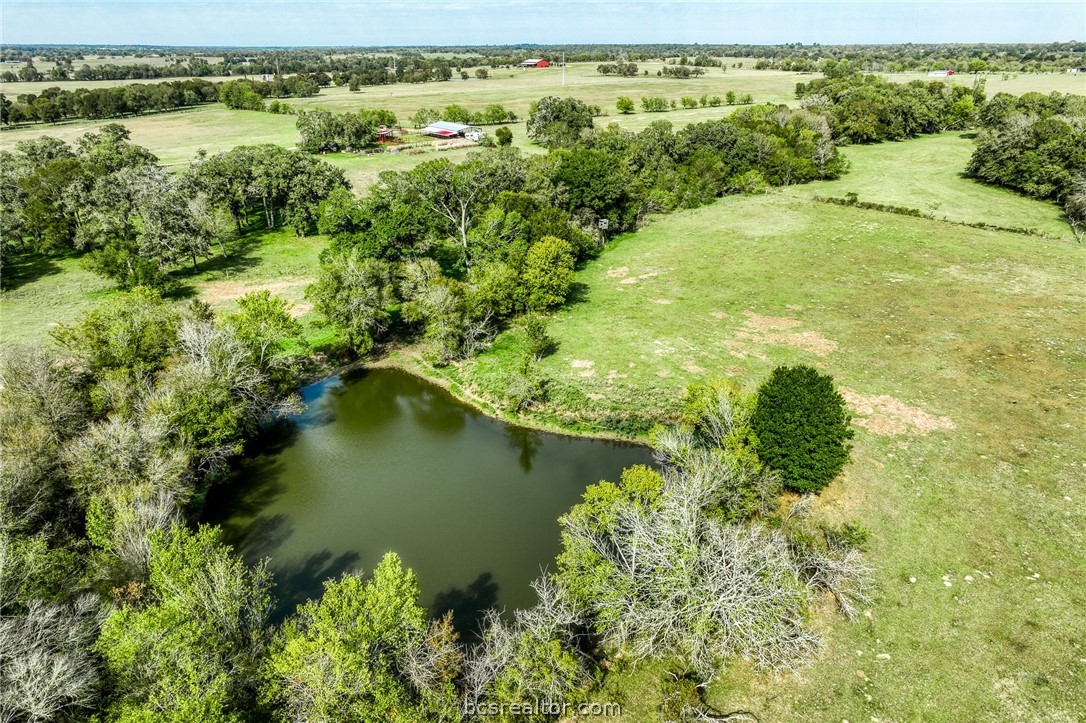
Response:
[[0, 596, 100, 723]]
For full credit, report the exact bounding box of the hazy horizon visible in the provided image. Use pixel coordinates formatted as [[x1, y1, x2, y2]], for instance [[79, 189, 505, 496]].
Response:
[[2, 1, 1082, 47]]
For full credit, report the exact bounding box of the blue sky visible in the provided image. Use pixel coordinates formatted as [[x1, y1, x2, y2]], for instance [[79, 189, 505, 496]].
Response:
[[1, 1, 1083, 46]]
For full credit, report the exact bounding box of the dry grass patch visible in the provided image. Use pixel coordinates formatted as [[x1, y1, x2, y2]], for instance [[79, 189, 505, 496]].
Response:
[[736, 311, 838, 357], [841, 388, 956, 437]]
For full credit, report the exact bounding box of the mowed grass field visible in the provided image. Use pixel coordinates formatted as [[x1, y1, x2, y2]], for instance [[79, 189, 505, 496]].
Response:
[[452, 191, 1085, 720], [789, 131, 1077, 241], [0, 226, 328, 346]]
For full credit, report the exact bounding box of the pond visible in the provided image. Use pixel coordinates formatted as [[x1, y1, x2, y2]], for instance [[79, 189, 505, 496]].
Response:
[[203, 368, 654, 632]]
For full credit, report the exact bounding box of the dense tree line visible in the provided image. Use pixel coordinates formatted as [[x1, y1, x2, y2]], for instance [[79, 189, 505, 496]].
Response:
[[749, 42, 1086, 73], [965, 91, 1086, 241], [0, 78, 218, 126], [795, 71, 988, 143], [5, 43, 1082, 80], [0, 126, 348, 286]]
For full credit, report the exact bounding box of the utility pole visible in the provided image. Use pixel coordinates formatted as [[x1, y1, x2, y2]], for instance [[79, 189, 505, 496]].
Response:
[[562, 52, 565, 86]]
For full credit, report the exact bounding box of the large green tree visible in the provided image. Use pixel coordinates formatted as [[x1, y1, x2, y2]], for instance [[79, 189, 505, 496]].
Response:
[[751, 365, 853, 493]]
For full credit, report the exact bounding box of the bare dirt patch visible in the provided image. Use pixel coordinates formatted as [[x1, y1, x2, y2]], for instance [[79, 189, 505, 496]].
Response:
[[840, 387, 955, 436], [200, 279, 312, 306], [654, 298, 672, 305], [619, 271, 661, 285], [289, 302, 314, 318], [736, 311, 838, 357], [722, 340, 767, 360], [571, 359, 596, 377], [606, 266, 630, 279]]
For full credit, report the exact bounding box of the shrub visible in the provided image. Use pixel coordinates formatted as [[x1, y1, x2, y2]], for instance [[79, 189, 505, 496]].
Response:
[[521, 236, 575, 310], [494, 125, 512, 146], [751, 365, 853, 492], [523, 314, 555, 360]]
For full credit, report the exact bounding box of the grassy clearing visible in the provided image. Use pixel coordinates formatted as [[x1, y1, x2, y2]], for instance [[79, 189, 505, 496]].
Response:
[[0, 225, 331, 347], [445, 193, 1085, 720], [888, 69, 1086, 96], [0, 105, 300, 164], [788, 131, 1076, 241]]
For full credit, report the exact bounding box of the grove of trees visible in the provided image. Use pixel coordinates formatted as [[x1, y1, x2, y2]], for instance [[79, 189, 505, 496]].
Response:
[[0, 125, 348, 287], [964, 91, 1086, 239], [795, 71, 988, 143], [303, 99, 846, 364], [2, 297, 868, 720]]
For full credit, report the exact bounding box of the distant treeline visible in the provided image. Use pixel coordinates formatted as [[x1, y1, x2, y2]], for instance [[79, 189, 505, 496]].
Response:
[[0, 78, 220, 125], [3, 42, 1083, 82], [0, 73, 338, 126]]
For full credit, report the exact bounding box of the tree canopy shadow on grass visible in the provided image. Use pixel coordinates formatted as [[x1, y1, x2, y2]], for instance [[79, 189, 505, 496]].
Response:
[[0, 250, 65, 292], [164, 222, 291, 300], [430, 572, 501, 642], [563, 280, 591, 307]]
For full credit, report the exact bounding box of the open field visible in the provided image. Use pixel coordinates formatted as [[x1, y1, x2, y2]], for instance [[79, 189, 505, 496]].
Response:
[[789, 131, 1077, 241], [888, 69, 1086, 96], [4, 60, 1082, 175], [446, 192, 1085, 720], [0, 226, 329, 346]]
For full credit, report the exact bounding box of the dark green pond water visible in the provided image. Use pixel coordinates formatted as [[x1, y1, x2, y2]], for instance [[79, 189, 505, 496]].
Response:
[[204, 368, 653, 628]]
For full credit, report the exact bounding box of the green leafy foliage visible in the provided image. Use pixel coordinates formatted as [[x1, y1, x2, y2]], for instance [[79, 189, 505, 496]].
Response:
[[96, 524, 273, 720], [260, 553, 441, 722], [526, 96, 595, 148], [51, 286, 180, 381], [751, 365, 853, 492], [307, 251, 396, 354], [521, 236, 575, 311]]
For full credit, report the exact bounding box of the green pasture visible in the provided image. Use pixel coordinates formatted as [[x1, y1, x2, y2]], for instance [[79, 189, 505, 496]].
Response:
[[452, 192, 1085, 720]]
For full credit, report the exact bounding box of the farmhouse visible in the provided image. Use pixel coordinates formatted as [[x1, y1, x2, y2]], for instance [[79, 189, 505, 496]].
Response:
[[420, 120, 482, 140], [519, 58, 550, 68], [927, 70, 955, 76], [1066, 67, 1086, 74]]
